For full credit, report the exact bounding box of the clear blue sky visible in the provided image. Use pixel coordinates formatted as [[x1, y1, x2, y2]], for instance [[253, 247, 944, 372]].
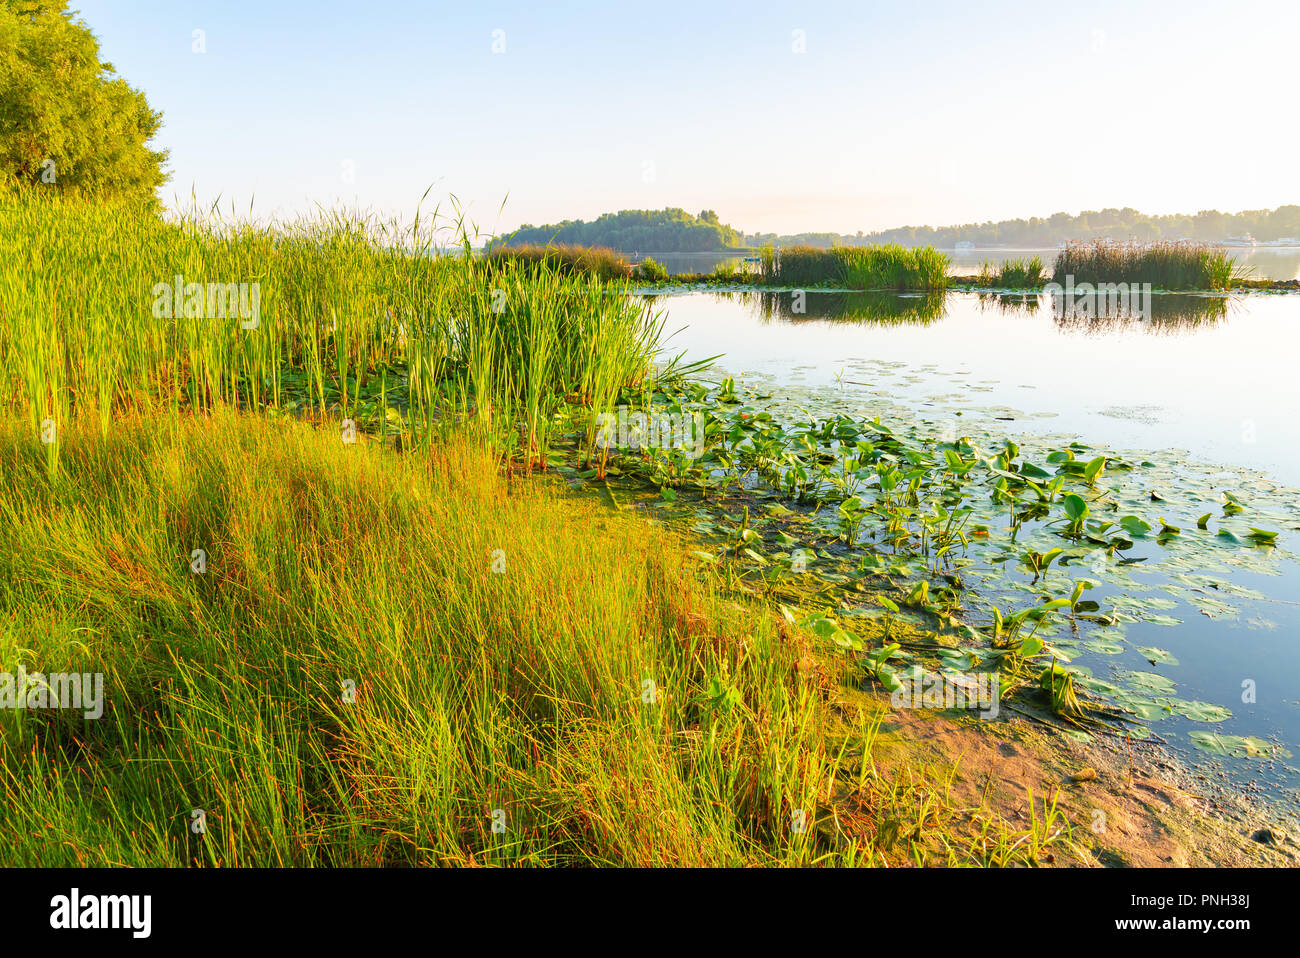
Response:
[[77, 0, 1299, 236]]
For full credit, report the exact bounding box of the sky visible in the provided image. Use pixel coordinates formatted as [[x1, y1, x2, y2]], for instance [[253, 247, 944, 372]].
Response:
[[76, 0, 1300, 238]]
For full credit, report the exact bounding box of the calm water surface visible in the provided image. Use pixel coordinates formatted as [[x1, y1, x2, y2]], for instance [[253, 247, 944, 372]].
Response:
[[642, 248, 1300, 281], [650, 289, 1300, 803]]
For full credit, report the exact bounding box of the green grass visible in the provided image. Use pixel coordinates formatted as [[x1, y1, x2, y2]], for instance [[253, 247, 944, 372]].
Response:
[[1052, 240, 1245, 291], [0, 410, 832, 865], [978, 256, 1045, 288], [483, 243, 632, 281], [0, 186, 1078, 867], [0, 411, 1071, 866], [758, 243, 950, 291], [0, 186, 659, 472], [636, 256, 668, 282]]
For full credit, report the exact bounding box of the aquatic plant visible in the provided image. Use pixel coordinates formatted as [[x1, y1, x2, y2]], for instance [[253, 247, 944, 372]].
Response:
[[757, 243, 950, 291], [636, 256, 668, 281], [482, 241, 631, 280], [1052, 240, 1247, 291], [978, 256, 1044, 288], [0, 187, 661, 472]]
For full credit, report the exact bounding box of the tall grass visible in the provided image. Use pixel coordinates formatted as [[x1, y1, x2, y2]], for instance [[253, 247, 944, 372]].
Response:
[[978, 256, 1045, 288], [1052, 240, 1245, 290], [0, 187, 1076, 868], [758, 244, 950, 291], [0, 186, 658, 472], [0, 411, 1074, 866], [483, 243, 631, 281], [0, 412, 833, 865]]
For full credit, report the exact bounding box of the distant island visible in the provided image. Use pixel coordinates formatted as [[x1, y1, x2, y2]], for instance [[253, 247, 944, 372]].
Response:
[[506, 208, 745, 252], [505, 204, 1300, 253]]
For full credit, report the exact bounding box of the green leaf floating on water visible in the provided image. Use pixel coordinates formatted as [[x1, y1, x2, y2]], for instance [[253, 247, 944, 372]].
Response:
[[1187, 732, 1286, 759], [1063, 494, 1088, 521], [1119, 515, 1152, 537], [1174, 701, 1233, 723], [1137, 646, 1179, 666], [1120, 670, 1178, 693], [1144, 614, 1183, 627]]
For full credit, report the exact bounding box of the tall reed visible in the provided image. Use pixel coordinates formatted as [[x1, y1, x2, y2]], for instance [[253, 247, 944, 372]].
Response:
[[1052, 240, 1244, 290], [978, 256, 1044, 288], [483, 243, 631, 281], [757, 243, 950, 290], [0, 186, 659, 471]]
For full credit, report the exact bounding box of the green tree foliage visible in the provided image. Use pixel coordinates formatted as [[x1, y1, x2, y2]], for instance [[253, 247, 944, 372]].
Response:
[[0, 0, 168, 201], [508, 207, 745, 252], [746, 205, 1300, 249]]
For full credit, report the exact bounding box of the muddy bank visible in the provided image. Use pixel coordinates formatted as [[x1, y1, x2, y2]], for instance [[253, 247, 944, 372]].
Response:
[[834, 685, 1297, 867]]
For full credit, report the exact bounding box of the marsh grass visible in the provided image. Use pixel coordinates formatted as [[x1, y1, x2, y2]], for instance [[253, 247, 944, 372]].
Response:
[[758, 244, 950, 291], [978, 256, 1045, 288], [1053, 240, 1245, 291], [0, 411, 1069, 866], [0, 187, 658, 472], [484, 243, 631, 281], [0, 187, 1078, 868], [0, 411, 823, 864]]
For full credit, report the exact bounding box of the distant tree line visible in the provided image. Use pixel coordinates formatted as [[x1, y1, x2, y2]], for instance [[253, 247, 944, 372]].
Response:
[[506, 208, 746, 252], [508, 205, 1300, 254], [747, 206, 1300, 249]]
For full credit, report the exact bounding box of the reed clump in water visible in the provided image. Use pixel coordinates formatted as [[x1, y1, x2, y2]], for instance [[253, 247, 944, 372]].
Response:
[[978, 256, 1045, 288], [484, 242, 631, 281], [758, 243, 950, 291], [1053, 240, 1245, 291]]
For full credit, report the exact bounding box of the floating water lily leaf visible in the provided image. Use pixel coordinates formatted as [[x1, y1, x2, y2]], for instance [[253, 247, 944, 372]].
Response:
[[1193, 596, 1238, 620], [1122, 696, 1175, 721], [1063, 494, 1089, 522], [1172, 701, 1232, 723], [1187, 732, 1283, 759], [1119, 516, 1152, 537], [1084, 637, 1125, 655], [1144, 614, 1182, 627], [1120, 670, 1178, 693], [1137, 646, 1179, 666]]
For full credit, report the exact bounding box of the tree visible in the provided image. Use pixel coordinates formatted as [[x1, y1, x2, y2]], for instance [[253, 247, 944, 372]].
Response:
[[0, 0, 168, 201]]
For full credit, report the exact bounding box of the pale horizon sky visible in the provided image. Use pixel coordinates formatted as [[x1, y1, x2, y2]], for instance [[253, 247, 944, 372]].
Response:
[[76, 0, 1300, 238]]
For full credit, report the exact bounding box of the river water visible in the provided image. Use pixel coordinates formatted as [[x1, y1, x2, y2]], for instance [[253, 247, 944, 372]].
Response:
[[647, 289, 1300, 805]]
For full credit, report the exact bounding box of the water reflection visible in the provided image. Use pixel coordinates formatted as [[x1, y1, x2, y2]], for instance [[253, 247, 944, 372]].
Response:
[[950, 246, 1300, 282], [1052, 292, 1232, 333], [670, 288, 1241, 331], [738, 289, 947, 325], [976, 290, 1233, 330], [976, 291, 1041, 314]]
